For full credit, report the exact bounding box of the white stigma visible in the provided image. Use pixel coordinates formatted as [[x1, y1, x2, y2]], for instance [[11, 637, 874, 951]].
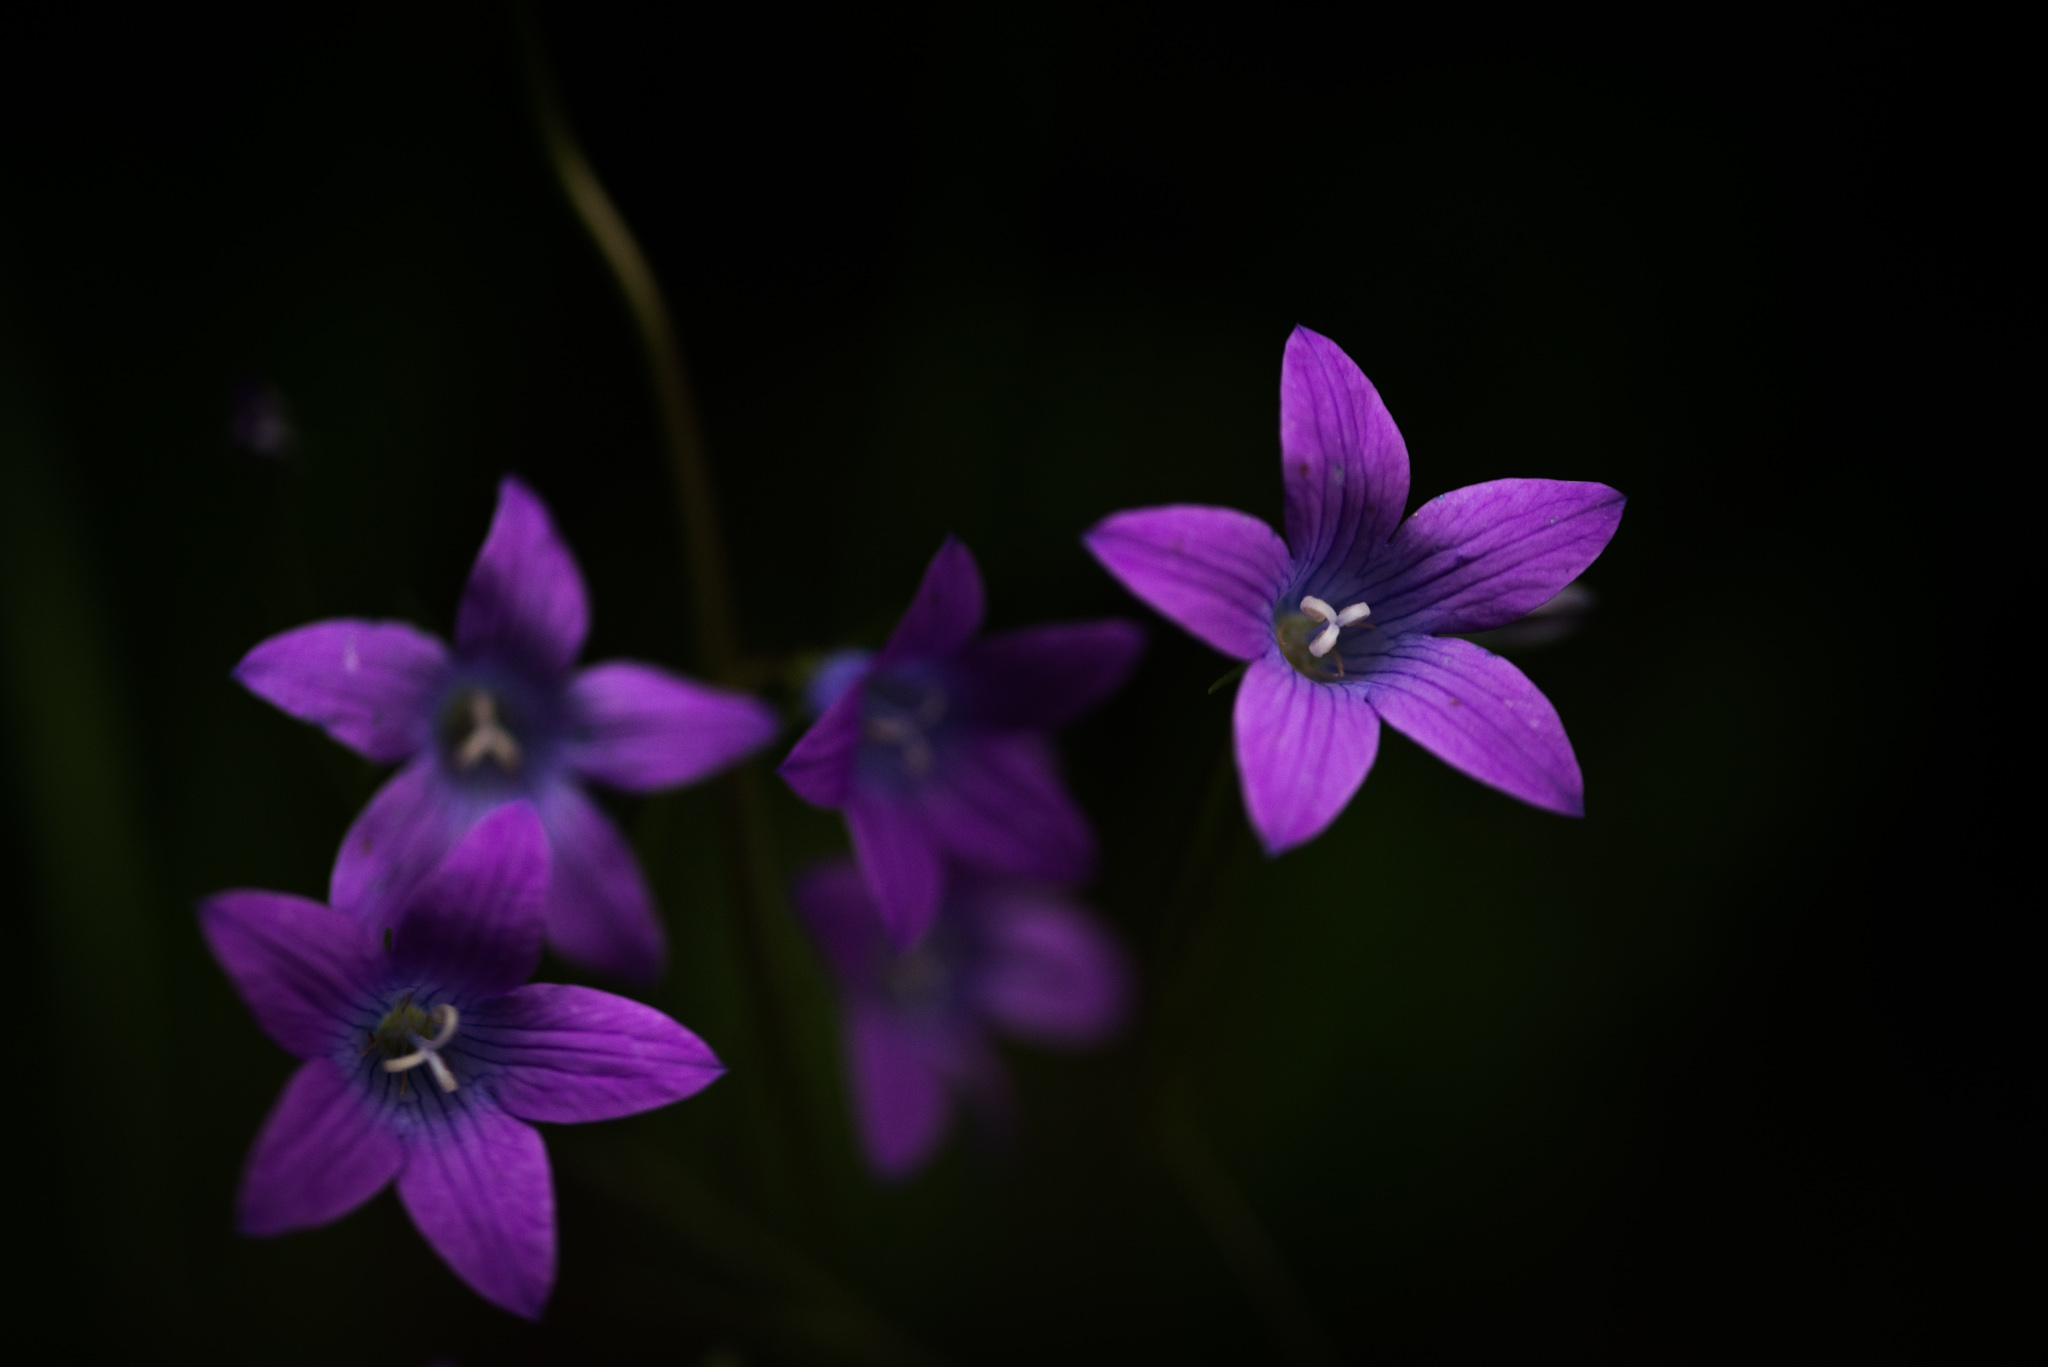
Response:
[[1300, 595, 1371, 658], [456, 693, 521, 771], [382, 1003, 461, 1093]]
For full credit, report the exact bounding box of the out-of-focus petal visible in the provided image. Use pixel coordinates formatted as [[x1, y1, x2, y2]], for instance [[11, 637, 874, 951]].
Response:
[[454, 476, 589, 677], [238, 1059, 402, 1235], [1232, 652, 1382, 855], [393, 803, 548, 996], [846, 1003, 952, 1180], [790, 859, 885, 983], [1363, 479, 1625, 635], [846, 797, 945, 948], [876, 536, 985, 668], [233, 620, 449, 762], [1358, 635, 1584, 815], [924, 735, 1095, 886], [952, 620, 1145, 729], [779, 683, 866, 808], [537, 783, 665, 981], [1083, 506, 1290, 661], [329, 757, 469, 923], [566, 660, 778, 792], [199, 891, 379, 1058], [1280, 326, 1410, 577], [970, 887, 1127, 1046], [396, 1101, 554, 1320], [479, 984, 723, 1124]]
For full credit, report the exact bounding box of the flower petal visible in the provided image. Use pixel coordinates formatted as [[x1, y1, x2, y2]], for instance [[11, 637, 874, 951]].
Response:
[[845, 796, 945, 948], [1232, 651, 1382, 855], [790, 859, 886, 984], [951, 619, 1146, 729], [454, 476, 589, 677], [779, 681, 866, 808], [845, 1003, 952, 1180], [478, 984, 723, 1124], [1363, 479, 1625, 635], [233, 620, 448, 762], [969, 886, 1127, 1046], [329, 756, 469, 923], [537, 783, 666, 981], [1083, 505, 1290, 661], [1358, 634, 1584, 815], [199, 890, 379, 1058], [238, 1059, 402, 1235], [876, 536, 985, 668], [392, 802, 548, 995], [565, 660, 778, 792], [396, 1101, 554, 1320], [1280, 326, 1410, 578], [924, 734, 1096, 885]]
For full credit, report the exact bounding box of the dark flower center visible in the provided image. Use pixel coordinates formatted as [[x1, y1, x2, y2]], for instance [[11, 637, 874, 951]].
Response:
[[878, 940, 952, 1011], [369, 996, 435, 1059], [862, 672, 949, 779], [1274, 612, 1345, 682], [438, 687, 524, 774], [364, 992, 461, 1095]]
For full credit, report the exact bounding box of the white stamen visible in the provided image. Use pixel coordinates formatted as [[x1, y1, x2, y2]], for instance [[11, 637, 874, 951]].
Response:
[[456, 694, 521, 771], [1299, 595, 1371, 658], [382, 1003, 461, 1092]]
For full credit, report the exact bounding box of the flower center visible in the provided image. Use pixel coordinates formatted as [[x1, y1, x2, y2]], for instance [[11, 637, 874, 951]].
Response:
[[450, 690, 522, 773], [367, 996, 461, 1094], [1275, 596, 1370, 682], [863, 680, 948, 778], [879, 941, 951, 1009]]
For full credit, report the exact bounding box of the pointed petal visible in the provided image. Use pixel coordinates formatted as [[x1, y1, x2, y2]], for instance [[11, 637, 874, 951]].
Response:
[[329, 756, 468, 923], [238, 1059, 402, 1235], [1232, 652, 1382, 855], [969, 886, 1128, 1046], [790, 859, 886, 984], [199, 890, 378, 1058], [1359, 635, 1583, 815], [392, 802, 548, 995], [479, 984, 723, 1124], [1083, 506, 1289, 661], [924, 735, 1095, 886], [845, 797, 945, 948], [877, 536, 985, 667], [537, 783, 666, 980], [454, 476, 589, 676], [566, 660, 778, 792], [233, 620, 448, 762], [779, 682, 866, 808], [396, 1103, 554, 1320], [1365, 479, 1625, 635], [846, 1003, 953, 1180], [1280, 326, 1411, 576], [952, 619, 1146, 729]]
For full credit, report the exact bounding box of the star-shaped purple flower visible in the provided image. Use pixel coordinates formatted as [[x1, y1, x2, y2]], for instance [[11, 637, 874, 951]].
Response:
[[234, 476, 778, 979], [200, 803, 723, 1319], [778, 537, 1144, 947], [1085, 327, 1625, 854], [793, 859, 1127, 1179]]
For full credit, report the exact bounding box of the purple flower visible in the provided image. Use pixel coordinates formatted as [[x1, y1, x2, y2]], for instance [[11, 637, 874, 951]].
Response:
[[792, 859, 1126, 1179], [233, 476, 778, 979], [1085, 327, 1625, 854], [200, 803, 723, 1319], [779, 537, 1144, 947]]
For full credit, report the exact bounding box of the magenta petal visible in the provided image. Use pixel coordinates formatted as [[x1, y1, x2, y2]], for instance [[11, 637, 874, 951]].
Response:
[[877, 536, 986, 668], [1359, 635, 1584, 815], [971, 887, 1127, 1047], [537, 784, 665, 980], [329, 756, 468, 923], [481, 984, 723, 1124], [454, 476, 590, 676], [1366, 479, 1626, 635], [233, 619, 449, 762], [199, 891, 379, 1058], [238, 1059, 402, 1235], [1232, 652, 1382, 855], [396, 1104, 555, 1320], [566, 660, 778, 792], [925, 735, 1095, 885], [846, 797, 944, 947], [393, 803, 549, 994], [846, 1003, 952, 1180], [1083, 505, 1290, 661], [952, 619, 1146, 729], [779, 683, 866, 808], [1280, 326, 1411, 572], [790, 860, 884, 983]]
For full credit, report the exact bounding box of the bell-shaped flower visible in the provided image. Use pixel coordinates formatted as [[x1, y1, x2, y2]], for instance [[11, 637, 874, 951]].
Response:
[[1086, 327, 1625, 854], [792, 859, 1127, 1179], [233, 476, 778, 979], [199, 804, 723, 1319], [778, 537, 1143, 946]]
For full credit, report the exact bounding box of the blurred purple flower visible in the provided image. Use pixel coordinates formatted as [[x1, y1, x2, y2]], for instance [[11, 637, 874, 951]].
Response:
[[793, 859, 1126, 1179], [200, 804, 723, 1319], [1086, 326, 1625, 854], [779, 537, 1143, 947], [233, 476, 778, 979]]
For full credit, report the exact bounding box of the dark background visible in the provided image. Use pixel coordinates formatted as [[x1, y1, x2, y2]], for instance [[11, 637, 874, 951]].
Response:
[[0, 5, 2027, 1362]]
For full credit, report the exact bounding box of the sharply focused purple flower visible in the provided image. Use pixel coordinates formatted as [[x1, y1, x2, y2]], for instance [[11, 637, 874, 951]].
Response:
[[792, 859, 1126, 1179], [1085, 327, 1625, 854], [779, 538, 1144, 947], [200, 803, 723, 1319], [233, 476, 778, 979]]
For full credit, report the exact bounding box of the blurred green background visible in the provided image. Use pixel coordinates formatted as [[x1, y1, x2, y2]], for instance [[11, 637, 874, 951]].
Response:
[[0, 6, 2024, 1362]]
